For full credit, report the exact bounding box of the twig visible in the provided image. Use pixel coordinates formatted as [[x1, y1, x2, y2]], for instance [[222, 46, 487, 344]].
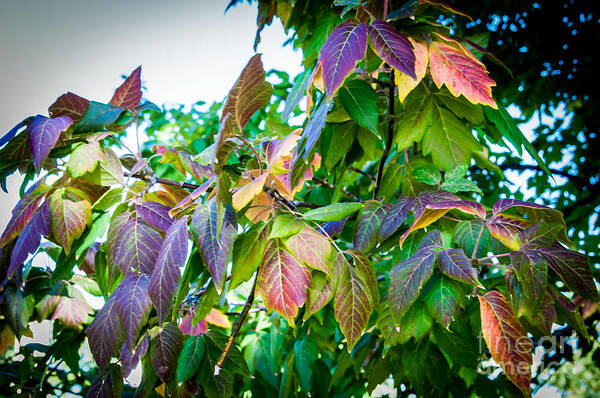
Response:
[[215, 272, 258, 374], [374, 70, 396, 199], [349, 167, 375, 181], [478, 252, 513, 263], [312, 177, 361, 201]]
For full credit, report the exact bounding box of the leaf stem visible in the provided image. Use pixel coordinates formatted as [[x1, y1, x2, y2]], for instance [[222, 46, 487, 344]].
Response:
[[215, 271, 258, 374], [373, 70, 396, 199], [478, 252, 512, 262], [471, 221, 486, 259]]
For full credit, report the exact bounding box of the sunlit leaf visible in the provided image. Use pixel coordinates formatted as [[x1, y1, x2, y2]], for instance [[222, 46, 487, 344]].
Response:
[[109, 66, 142, 109], [50, 188, 92, 255], [368, 20, 415, 78], [111, 218, 162, 274], [27, 115, 73, 171], [285, 226, 332, 275], [136, 201, 174, 232], [48, 92, 90, 123], [395, 39, 428, 102], [303, 202, 363, 222]]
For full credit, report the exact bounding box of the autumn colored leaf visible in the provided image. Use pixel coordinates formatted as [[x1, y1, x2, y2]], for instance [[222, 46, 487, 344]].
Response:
[[396, 38, 428, 102], [87, 295, 123, 372], [428, 36, 497, 108], [232, 172, 268, 211], [150, 323, 183, 384], [136, 201, 174, 232], [510, 250, 548, 316], [353, 200, 388, 252], [379, 197, 412, 240], [368, 20, 415, 78], [149, 216, 189, 323], [305, 270, 336, 320], [438, 248, 483, 288], [487, 213, 530, 250], [389, 247, 436, 323], [334, 251, 378, 351], [87, 363, 123, 398], [191, 202, 236, 293], [66, 141, 103, 178], [427, 200, 486, 219], [50, 296, 92, 330], [319, 20, 368, 101], [285, 226, 332, 275], [109, 66, 142, 109], [478, 290, 532, 396], [257, 239, 311, 325], [50, 188, 92, 255], [81, 147, 124, 186], [27, 115, 73, 171], [111, 218, 162, 274], [115, 274, 152, 349], [48, 92, 90, 123], [0, 180, 48, 247]]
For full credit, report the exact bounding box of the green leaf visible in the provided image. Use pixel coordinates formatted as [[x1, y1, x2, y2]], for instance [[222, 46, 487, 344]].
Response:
[[423, 275, 465, 328], [339, 79, 379, 134], [66, 141, 103, 178], [423, 100, 483, 171], [484, 105, 551, 174], [269, 213, 304, 239], [412, 165, 441, 186], [397, 304, 433, 344], [231, 222, 269, 289], [453, 219, 490, 258], [91, 188, 123, 211], [378, 163, 403, 201], [303, 202, 363, 222], [81, 147, 124, 186], [294, 335, 318, 391], [3, 286, 34, 338], [74, 210, 111, 258], [353, 200, 387, 253], [177, 335, 206, 383], [435, 90, 485, 125], [441, 177, 482, 194], [305, 270, 337, 320], [395, 87, 433, 150], [74, 101, 124, 133]]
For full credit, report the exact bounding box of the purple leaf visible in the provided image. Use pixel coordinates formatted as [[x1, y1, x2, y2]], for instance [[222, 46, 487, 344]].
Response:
[[389, 248, 436, 323], [87, 295, 124, 372], [120, 333, 149, 378], [493, 199, 548, 215], [115, 274, 152, 349], [487, 213, 530, 251], [380, 197, 412, 240], [149, 216, 189, 323], [417, 229, 443, 250], [298, 97, 331, 159], [319, 20, 368, 100], [136, 201, 173, 232], [48, 92, 90, 123], [353, 200, 389, 253], [86, 363, 123, 398], [8, 200, 51, 279], [27, 115, 73, 171], [106, 211, 131, 270], [191, 202, 236, 293], [0, 179, 48, 247], [368, 20, 416, 78], [151, 323, 183, 384], [438, 248, 483, 288], [112, 218, 162, 275], [322, 217, 348, 237]]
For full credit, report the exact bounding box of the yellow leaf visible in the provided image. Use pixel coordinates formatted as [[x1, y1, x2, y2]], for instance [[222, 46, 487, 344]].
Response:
[[232, 172, 268, 211], [395, 39, 429, 103], [205, 308, 232, 328]]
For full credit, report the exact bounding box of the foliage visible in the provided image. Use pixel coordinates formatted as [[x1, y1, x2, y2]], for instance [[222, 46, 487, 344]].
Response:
[[0, 1, 598, 397]]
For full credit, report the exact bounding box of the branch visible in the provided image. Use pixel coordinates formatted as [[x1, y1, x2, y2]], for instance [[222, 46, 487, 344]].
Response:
[[215, 271, 258, 374], [312, 177, 361, 201], [349, 167, 376, 181], [374, 70, 396, 199]]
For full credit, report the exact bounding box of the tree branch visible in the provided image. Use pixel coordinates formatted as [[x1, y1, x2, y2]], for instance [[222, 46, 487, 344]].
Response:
[[374, 70, 395, 199], [215, 271, 258, 374]]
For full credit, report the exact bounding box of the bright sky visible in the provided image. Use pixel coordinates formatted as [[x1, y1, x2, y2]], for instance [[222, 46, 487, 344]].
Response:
[[0, 0, 302, 229]]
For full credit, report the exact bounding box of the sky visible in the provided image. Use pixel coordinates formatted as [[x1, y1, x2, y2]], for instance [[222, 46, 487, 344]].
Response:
[[0, 0, 302, 229]]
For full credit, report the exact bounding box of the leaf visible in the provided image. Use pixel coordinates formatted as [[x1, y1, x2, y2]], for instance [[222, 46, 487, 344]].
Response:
[[296, 97, 330, 160], [353, 200, 387, 253], [8, 200, 51, 278], [422, 100, 483, 171], [426, 200, 486, 218], [109, 66, 142, 109], [379, 197, 412, 240], [478, 290, 532, 396], [428, 36, 496, 108], [510, 250, 547, 316], [136, 201, 173, 232], [412, 165, 441, 186], [191, 202, 236, 293], [231, 222, 269, 289], [394, 87, 433, 150], [368, 20, 415, 78], [121, 334, 149, 378], [177, 335, 206, 383], [305, 270, 336, 320], [74, 101, 124, 133], [86, 363, 123, 398], [294, 335, 319, 391], [395, 39, 428, 102], [487, 213, 530, 250], [50, 188, 92, 255], [438, 248, 483, 288], [453, 219, 490, 258], [27, 115, 73, 171], [420, 0, 472, 20], [232, 172, 268, 211], [424, 275, 464, 328], [339, 79, 379, 134], [51, 296, 93, 330], [67, 141, 103, 178], [440, 177, 482, 194], [115, 274, 152, 349], [397, 304, 433, 344], [111, 218, 162, 274], [87, 295, 123, 372], [389, 248, 436, 323], [484, 105, 550, 174], [417, 229, 444, 250], [282, 69, 312, 122], [334, 251, 378, 351], [149, 216, 189, 323], [82, 147, 124, 186], [3, 285, 33, 338], [285, 226, 332, 275], [222, 54, 273, 129], [48, 92, 90, 123], [257, 239, 311, 325], [269, 213, 304, 240], [197, 331, 250, 398], [150, 323, 183, 384], [303, 202, 363, 222], [319, 20, 368, 100]]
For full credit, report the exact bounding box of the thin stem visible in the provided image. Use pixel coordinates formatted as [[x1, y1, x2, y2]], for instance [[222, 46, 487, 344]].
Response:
[[471, 221, 486, 259], [312, 177, 361, 201], [374, 70, 396, 199], [349, 167, 375, 181], [215, 272, 258, 374], [383, 0, 388, 20], [478, 252, 512, 263]]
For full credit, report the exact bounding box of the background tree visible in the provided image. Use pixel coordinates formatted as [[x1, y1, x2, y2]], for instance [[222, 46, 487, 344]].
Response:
[[0, 1, 598, 397]]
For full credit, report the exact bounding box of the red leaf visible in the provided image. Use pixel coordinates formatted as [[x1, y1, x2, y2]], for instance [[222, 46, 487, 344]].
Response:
[[478, 291, 532, 396], [48, 92, 90, 123], [109, 66, 142, 109], [285, 226, 332, 275], [0, 180, 48, 248]]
